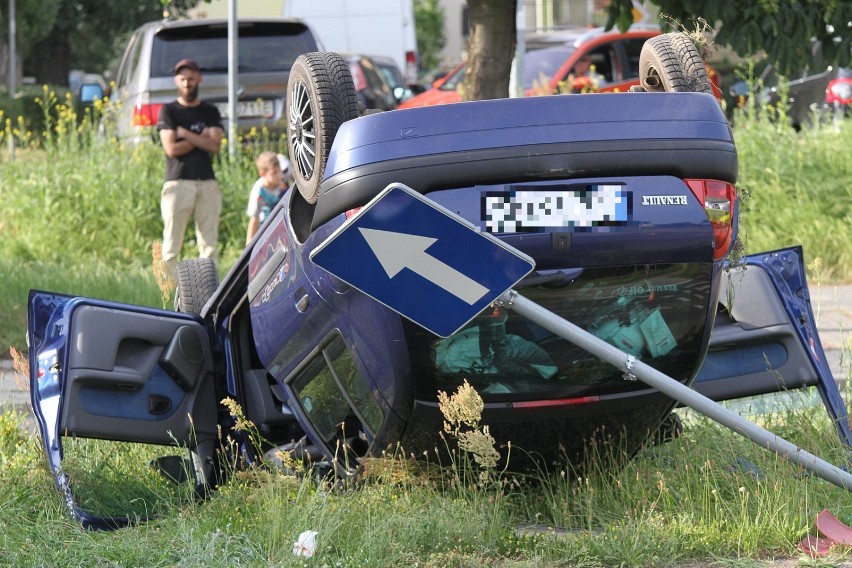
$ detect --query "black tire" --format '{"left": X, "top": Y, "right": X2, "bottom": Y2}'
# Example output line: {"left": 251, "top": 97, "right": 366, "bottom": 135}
{"left": 639, "top": 33, "right": 713, "bottom": 95}
{"left": 174, "top": 258, "right": 219, "bottom": 315}
{"left": 287, "top": 52, "right": 359, "bottom": 204}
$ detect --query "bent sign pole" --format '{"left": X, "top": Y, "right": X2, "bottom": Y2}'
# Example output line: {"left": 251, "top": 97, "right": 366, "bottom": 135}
{"left": 496, "top": 289, "right": 852, "bottom": 492}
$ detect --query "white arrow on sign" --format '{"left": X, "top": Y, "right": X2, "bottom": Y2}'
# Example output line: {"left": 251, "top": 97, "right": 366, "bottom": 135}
{"left": 359, "top": 228, "right": 490, "bottom": 305}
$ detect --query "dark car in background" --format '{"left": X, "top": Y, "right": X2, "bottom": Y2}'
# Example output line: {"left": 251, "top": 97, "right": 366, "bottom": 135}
{"left": 102, "top": 18, "right": 320, "bottom": 142}
{"left": 370, "top": 54, "right": 416, "bottom": 102}
{"left": 731, "top": 64, "right": 843, "bottom": 128}
{"left": 341, "top": 53, "right": 400, "bottom": 112}
{"left": 27, "top": 45, "right": 848, "bottom": 529}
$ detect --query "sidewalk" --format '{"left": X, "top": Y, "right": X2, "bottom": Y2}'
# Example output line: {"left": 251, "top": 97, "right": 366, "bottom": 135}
{"left": 812, "top": 283, "right": 851, "bottom": 381}
{"left": 0, "top": 357, "right": 30, "bottom": 411}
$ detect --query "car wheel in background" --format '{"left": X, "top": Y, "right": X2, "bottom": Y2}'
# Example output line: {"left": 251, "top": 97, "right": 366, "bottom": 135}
{"left": 287, "top": 52, "right": 360, "bottom": 204}
{"left": 174, "top": 258, "right": 219, "bottom": 315}
{"left": 639, "top": 33, "right": 713, "bottom": 95}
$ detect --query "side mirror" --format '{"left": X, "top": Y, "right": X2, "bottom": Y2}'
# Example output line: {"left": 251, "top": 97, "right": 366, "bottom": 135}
{"left": 79, "top": 83, "right": 104, "bottom": 104}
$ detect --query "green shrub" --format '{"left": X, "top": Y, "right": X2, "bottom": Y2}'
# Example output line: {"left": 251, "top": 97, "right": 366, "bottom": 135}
{"left": 0, "top": 84, "right": 72, "bottom": 144}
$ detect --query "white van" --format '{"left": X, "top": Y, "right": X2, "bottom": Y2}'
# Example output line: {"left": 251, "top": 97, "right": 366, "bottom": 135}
{"left": 282, "top": 0, "right": 419, "bottom": 87}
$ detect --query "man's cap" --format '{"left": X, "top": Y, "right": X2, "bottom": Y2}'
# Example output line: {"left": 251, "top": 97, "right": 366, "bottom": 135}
{"left": 172, "top": 58, "right": 200, "bottom": 75}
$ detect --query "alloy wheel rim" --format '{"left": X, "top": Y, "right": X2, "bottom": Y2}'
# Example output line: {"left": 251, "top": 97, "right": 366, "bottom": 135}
{"left": 289, "top": 80, "right": 316, "bottom": 180}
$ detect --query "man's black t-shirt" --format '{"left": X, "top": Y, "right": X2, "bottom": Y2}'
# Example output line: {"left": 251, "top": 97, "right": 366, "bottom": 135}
{"left": 157, "top": 101, "right": 223, "bottom": 182}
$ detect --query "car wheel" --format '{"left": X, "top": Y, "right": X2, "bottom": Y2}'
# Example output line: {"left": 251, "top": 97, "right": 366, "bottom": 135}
{"left": 174, "top": 258, "right": 219, "bottom": 315}
{"left": 287, "top": 52, "right": 359, "bottom": 204}
{"left": 639, "top": 33, "right": 713, "bottom": 95}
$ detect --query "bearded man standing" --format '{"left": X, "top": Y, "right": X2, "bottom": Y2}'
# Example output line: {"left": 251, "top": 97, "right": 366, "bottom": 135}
{"left": 156, "top": 58, "right": 224, "bottom": 279}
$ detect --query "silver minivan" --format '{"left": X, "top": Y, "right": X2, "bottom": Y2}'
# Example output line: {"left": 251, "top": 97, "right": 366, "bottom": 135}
{"left": 108, "top": 18, "right": 321, "bottom": 142}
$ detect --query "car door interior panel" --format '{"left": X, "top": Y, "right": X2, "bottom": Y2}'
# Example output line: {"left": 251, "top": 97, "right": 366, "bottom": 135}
{"left": 61, "top": 304, "right": 217, "bottom": 446}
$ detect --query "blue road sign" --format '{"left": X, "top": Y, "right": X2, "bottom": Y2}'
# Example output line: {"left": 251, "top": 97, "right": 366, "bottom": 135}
{"left": 310, "top": 183, "right": 535, "bottom": 337}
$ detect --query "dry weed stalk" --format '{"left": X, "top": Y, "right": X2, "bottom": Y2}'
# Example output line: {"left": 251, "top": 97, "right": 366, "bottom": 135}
{"left": 438, "top": 380, "right": 500, "bottom": 470}
{"left": 9, "top": 346, "right": 30, "bottom": 392}
{"left": 152, "top": 241, "right": 175, "bottom": 308}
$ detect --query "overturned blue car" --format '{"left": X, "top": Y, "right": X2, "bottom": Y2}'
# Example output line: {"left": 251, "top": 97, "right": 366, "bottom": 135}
{"left": 27, "top": 44, "right": 848, "bottom": 528}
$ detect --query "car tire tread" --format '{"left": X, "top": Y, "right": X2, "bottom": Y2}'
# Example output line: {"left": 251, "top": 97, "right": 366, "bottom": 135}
{"left": 174, "top": 258, "right": 219, "bottom": 315}
{"left": 639, "top": 33, "right": 712, "bottom": 95}
{"left": 287, "top": 52, "right": 359, "bottom": 204}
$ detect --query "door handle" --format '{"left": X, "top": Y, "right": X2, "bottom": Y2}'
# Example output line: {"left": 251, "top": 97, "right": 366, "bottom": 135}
{"left": 295, "top": 288, "right": 310, "bottom": 313}
{"left": 148, "top": 395, "right": 172, "bottom": 415}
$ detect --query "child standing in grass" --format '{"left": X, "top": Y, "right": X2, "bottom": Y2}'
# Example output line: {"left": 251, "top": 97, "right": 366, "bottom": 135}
{"left": 246, "top": 152, "right": 293, "bottom": 243}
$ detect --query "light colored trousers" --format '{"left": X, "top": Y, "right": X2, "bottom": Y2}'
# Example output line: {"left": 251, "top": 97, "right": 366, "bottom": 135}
{"left": 161, "top": 179, "right": 222, "bottom": 279}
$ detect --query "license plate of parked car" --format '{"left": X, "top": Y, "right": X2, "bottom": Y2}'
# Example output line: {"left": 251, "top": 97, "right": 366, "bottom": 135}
{"left": 215, "top": 100, "right": 274, "bottom": 119}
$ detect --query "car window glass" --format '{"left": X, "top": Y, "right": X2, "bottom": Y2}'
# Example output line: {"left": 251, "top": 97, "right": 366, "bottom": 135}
{"left": 571, "top": 46, "right": 614, "bottom": 83}
{"left": 439, "top": 64, "right": 467, "bottom": 91}
{"left": 358, "top": 57, "right": 392, "bottom": 95}
{"left": 291, "top": 334, "right": 383, "bottom": 445}
{"left": 623, "top": 38, "right": 646, "bottom": 80}
{"left": 117, "top": 32, "right": 143, "bottom": 88}
{"left": 376, "top": 62, "right": 404, "bottom": 90}
{"left": 522, "top": 46, "right": 574, "bottom": 90}
{"left": 407, "top": 262, "right": 713, "bottom": 402}
{"left": 151, "top": 23, "right": 318, "bottom": 77}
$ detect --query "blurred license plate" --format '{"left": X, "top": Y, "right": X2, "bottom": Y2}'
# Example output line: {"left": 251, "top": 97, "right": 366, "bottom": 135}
{"left": 216, "top": 100, "right": 274, "bottom": 119}
{"left": 484, "top": 185, "right": 629, "bottom": 232}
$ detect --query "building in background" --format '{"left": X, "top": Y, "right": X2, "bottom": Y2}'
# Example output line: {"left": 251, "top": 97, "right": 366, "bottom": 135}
{"left": 188, "top": 0, "right": 284, "bottom": 18}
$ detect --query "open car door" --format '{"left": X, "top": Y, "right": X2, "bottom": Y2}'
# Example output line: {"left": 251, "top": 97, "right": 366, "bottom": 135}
{"left": 27, "top": 291, "right": 218, "bottom": 529}
{"left": 693, "top": 246, "right": 851, "bottom": 448}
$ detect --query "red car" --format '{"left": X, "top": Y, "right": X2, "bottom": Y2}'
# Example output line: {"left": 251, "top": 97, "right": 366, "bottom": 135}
{"left": 400, "top": 25, "right": 721, "bottom": 109}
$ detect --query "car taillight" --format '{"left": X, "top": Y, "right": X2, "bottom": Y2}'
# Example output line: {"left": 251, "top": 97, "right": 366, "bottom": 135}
{"left": 132, "top": 103, "right": 163, "bottom": 127}
{"left": 349, "top": 63, "right": 367, "bottom": 92}
{"left": 685, "top": 179, "right": 737, "bottom": 261}
{"left": 345, "top": 207, "right": 362, "bottom": 219}
{"left": 405, "top": 50, "right": 418, "bottom": 86}
{"left": 826, "top": 78, "right": 852, "bottom": 104}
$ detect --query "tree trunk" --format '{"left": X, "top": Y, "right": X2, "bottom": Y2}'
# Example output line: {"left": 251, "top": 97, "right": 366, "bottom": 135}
{"left": 461, "top": 0, "right": 516, "bottom": 101}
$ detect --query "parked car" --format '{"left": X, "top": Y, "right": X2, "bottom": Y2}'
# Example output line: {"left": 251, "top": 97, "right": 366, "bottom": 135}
{"left": 341, "top": 53, "right": 400, "bottom": 112}
{"left": 370, "top": 54, "right": 416, "bottom": 103}
{"left": 95, "top": 18, "right": 321, "bottom": 142}
{"left": 399, "top": 24, "right": 721, "bottom": 109}
{"left": 826, "top": 67, "right": 852, "bottom": 125}
{"left": 730, "top": 63, "right": 851, "bottom": 129}
{"left": 27, "top": 42, "right": 847, "bottom": 529}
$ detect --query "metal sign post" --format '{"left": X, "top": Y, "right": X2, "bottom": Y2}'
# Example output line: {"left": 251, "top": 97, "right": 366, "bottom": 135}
{"left": 227, "top": 0, "right": 238, "bottom": 158}
{"left": 7, "top": 0, "right": 16, "bottom": 160}
{"left": 496, "top": 289, "right": 852, "bottom": 492}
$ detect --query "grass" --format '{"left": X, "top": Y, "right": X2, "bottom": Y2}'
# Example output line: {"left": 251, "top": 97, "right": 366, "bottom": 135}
{"left": 1, "top": 382, "right": 851, "bottom": 566}
{"left": 0, "top": 88, "right": 851, "bottom": 566}
{"left": 734, "top": 110, "right": 852, "bottom": 279}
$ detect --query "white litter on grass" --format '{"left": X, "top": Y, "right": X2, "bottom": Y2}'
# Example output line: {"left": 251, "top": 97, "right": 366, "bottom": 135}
{"left": 293, "top": 530, "right": 318, "bottom": 558}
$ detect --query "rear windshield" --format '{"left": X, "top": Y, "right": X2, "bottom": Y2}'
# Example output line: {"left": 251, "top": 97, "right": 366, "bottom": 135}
{"left": 151, "top": 22, "right": 318, "bottom": 77}
{"left": 407, "top": 263, "right": 714, "bottom": 403}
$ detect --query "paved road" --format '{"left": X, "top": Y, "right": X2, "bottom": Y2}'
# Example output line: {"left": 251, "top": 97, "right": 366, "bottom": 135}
{"left": 1, "top": 285, "right": 849, "bottom": 416}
